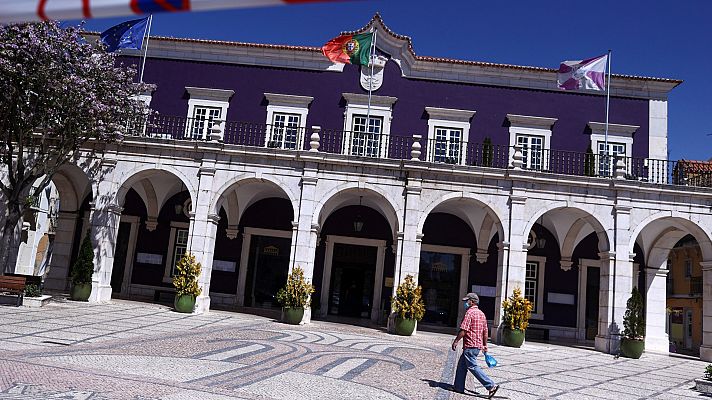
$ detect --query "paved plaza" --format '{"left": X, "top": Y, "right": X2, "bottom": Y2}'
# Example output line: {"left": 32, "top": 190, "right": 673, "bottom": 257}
{"left": 0, "top": 298, "right": 706, "bottom": 400}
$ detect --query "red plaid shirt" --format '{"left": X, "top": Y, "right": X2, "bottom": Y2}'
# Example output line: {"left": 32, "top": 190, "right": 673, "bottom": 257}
{"left": 460, "top": 306, "right": 488, "bottom": 349}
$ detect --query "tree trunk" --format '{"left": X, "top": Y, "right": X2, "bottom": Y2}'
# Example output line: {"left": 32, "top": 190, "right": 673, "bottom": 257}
{"left": 0, "top": 202, "right": 22, "bottom": 275}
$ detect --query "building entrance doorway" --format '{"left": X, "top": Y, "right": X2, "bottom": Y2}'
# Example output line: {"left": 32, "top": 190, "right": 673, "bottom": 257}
{"left": 418, "top": 244, "right": 470, "bottom": 328}
{"left": 243, "top": 235, "right": 291, "bottom": 309}
{"left": 578, "top": 259, "right": 601, "bottom": 341}
{"left": 329, "top": 243, "right": 377, "bottom": 318}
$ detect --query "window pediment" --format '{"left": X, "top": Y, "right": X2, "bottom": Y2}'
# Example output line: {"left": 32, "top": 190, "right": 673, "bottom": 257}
{"left": 587, "top": 122, "right": 639, "bottom": 137}
{"left": 342, "top": 93, "right": 397, "bottom": 108}
{"left": 264, "top": 93, "right": 314, "bottom": 108}
{"left": 506, "top": 114, "right": 557, "bottom": 129}
{"left": 185, "top": 87, "right": 234, "bottom": 102}
{"left": 425, "top": 107, "right": 476, "bottom": 123}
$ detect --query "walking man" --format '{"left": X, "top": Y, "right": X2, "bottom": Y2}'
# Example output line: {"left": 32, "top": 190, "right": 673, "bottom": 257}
{"left": 451, "top": 292, "right": 499, "bottom": 398}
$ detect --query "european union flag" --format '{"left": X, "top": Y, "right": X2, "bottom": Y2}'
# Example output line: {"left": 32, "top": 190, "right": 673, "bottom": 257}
{"left": 100, "top": 17, "right": 149, "bottom": 53}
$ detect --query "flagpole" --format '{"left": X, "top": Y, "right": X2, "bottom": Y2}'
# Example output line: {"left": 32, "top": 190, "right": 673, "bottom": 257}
{"left": 139, "top": 15, "right": 153, "bottom": 83}
{"left": 604, "top": 49, "right": 612, "bottom": 170}
{"left": 366, "top": 28, "right": 377, "bottom": 132}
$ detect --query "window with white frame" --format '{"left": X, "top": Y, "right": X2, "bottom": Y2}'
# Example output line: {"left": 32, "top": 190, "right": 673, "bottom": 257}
{"left": 171, "top": 228, "right": 189, "bottom": 276}
{"left": 185, "top": 87, "right": 234, "bottom": 140}
{"left": 506, "top": 114, "right": 556, "bottom": 171}
{"left": 270, "top": 113, "right": 301, "bottom": 149}
{"left": 351, "top": 114, "right": 383, "bottom": 157}
{"left": 342, "top": 93, "right": 396, "bottom": 158}
{"left": 163, "top": 222, "right": 190, "bottom": 282}
{"left": 525, "top": 255, "right": 546, "bottom": 319}
{"left": 191, "top": 106, "right": 222, "bottom": 139}
{"left": 517, "top": 134, "right": 545, "bottom": 170}
{"left": 588, "top": 121, "right": 638, "bottom": 177}
{"left": 425, "top": 107, "right": 475, "bottom": 165}
{"left": 264, "top": 93, "right": 312, "bottom": 150}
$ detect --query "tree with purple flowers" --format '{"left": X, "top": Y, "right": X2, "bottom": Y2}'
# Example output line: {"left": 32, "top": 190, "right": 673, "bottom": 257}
{"left": 0, "top": 21, "right": 148, "bottom": 273}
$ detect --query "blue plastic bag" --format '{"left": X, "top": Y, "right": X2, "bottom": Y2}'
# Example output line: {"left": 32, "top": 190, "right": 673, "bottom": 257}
{"left": 485, "top": 353, "right": 497, "bottom": 368}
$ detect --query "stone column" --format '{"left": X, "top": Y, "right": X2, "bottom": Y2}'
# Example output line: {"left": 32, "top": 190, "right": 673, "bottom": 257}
{"left": 699, "top": 261, "right": 712, "bottom": 361}
{"left": 286, "top": 167, "right": 319, "bottom": 324}
{"left": 290, "top": 166, "right": 319, "bottom": 279}
{"left": 492, "top": 241, "right": 509, "bottom": 331}
{"left": 190, "top": 165, "right": 219, "bottom": 314}
{"left": 595, "top": 203, "right": 634, "bottom": 354}
{"left": 88, "top": 203, "right": 123, "bottom": 303}
{"left": 645, "top": 267, "right": 670, "bottom": 353}
{"left": 43, "top": 211, "right": 78, "bottom": 292}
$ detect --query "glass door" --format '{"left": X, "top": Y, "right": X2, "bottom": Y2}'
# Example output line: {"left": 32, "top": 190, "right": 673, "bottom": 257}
{"left": 418, "top": 251, "right": 461, "bottom": 327}
{"left": 244, "top": 235, "right": 291, "bottom": 309}
{"left": 585, "top": 266, "right": 600, "bottom": 341}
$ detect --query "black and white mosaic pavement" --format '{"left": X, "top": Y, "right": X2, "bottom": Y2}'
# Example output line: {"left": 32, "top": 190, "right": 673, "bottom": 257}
{"left": 0, "top": 299, "right": 705, "bottom": 399}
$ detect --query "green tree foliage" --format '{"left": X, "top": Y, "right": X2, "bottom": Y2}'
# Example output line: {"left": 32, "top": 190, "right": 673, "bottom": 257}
{"left": 0, "top": 21, "right": 149, "bottom": 272}
{"left": 502, "top": 287, "right": 533, "bottom": 331}
{"left": 482, "top": 137, "right": 494, "bottom": 167}
{"left": 622, "top": 287, "right": 645, "bottom": 340}
{"left": 391, "top": 274, "right": 425, "bottom": 321}
{"left": 584, "top": 144, "right": 596, "bottom": 177}
{"left": 172, "top": 252, "right": 202, "bottom": 297}
{"left": 71, "top": 231, "right": 94, "bottom": 285}
{"left": 276, "top": 266, "right": 315, "bottom": 308}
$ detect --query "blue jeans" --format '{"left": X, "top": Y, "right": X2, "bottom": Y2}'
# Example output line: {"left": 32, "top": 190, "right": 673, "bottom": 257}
{"left": 453, "top": 348, "right": 495, "bottom": 393}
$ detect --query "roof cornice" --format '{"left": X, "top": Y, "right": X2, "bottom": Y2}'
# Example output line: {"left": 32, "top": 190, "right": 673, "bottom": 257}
{"left": 83, "top": 18, "right": 681, "bottom": 100}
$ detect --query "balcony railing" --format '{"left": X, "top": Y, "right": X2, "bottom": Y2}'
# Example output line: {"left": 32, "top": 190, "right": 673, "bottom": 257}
{"left": 124, "top": 114, "right": 712, "bottom": 188}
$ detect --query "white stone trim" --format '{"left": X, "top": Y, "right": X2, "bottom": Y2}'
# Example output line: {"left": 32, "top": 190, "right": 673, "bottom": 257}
{"left": 264, "top": 93, "right": 313, "bottom": 150}
{"left": 526, "top": 254, "right": 546, "bottom": 320}
{"left": 507, "top": 114, "right": 556, "bottom": 171}
{"left": 119, "top": 215, "right": 140, "bottom": 295}
{"left": 320, "top": 235, "right": 387, "bottom": 322}
{"left": 186, "top": 87, "right": 234, "bottom": 139}
{"left": 163, "top": 221, "right": 190, "bottom": 283}
{"left": 421, "top": 243, "right": 471, "bottom": 323}
{"left": 424, "top": 107, "right": 475, "bottom": 165}
{"left": 342, "top": 93, "right": 397, "bottom": 158}
{"left": 236, "top": 227, "right": 293, "bottom": 307}
{"left": 648, "top": 100, "right": 668, "bottom": 160}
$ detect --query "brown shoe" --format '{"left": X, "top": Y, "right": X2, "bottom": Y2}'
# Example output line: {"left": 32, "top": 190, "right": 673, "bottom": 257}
{"left": 487, "top": 385, "right": 499, "bottom": 399}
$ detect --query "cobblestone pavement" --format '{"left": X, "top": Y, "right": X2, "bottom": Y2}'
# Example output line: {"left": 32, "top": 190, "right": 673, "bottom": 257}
{"left": 0, "top": 298, "right": 705, "bottom": 399}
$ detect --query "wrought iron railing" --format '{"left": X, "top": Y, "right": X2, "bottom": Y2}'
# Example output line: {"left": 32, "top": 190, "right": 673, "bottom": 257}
{"left": 124, "top": 114, "right": 712, "bottom": 189}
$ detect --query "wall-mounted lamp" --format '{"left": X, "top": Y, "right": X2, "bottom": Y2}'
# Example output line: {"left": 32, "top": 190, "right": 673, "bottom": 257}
{"left": 353, "top": 196, "right": 364, "bottom": 233}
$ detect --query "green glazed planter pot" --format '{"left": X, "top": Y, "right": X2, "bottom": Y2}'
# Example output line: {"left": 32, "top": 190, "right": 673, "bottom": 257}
{"left": 502, "top": 328, "right": 525, "bottom": 348}
{"left": 394, "top": 317, "right": 416, "bottom": 336}
{"left": 174, "top": 294, "right": 196, "bottom": 313}
{"left": 620, "top": 338, "right": 645, "bottom": 359}
{"left": 70, "top": 282, "right": 92, "bottom": 301}
{"left": 283, "top": 307, "right": 304, "bottom": 325}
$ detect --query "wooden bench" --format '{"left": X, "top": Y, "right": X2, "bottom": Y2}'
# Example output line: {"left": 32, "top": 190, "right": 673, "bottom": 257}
{"left": 0, "top": 276, "right": 26, "bottom": 306}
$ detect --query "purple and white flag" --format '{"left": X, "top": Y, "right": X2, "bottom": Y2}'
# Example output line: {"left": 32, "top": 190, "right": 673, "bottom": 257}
{"left": 557, "top": 54, "right": 608, "bottom": 91}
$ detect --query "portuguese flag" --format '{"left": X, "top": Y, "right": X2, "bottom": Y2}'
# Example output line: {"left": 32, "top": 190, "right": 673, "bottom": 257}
{"left": 321, "top": 32, "right": 373, "bottom": 65}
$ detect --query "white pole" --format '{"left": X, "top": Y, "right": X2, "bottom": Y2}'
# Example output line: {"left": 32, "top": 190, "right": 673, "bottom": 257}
{"left": 139, "top": 15, "right": 153, "bottom": 83}
{"left": 366, "top": 28, "right": 376, "bottom": 130}
{"left": 604, "top": 50, "right": 612, "bottom": 172}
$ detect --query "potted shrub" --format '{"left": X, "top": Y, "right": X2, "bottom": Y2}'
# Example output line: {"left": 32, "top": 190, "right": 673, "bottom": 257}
{"left": 172, "top": 252, "right": 202, "bottom": 313}
{"left": 70, "top": 231, "right": 94, "bottom": 301}
{"left": 620, "top": 287, "right": 645, "bottom": 358}
{"left": 695, "top": 365, "right": 712, "bottom": 393}
{"left": 391, "top": 274, "right": 425, "bottom": 336}
{"left": 501, "top": 287, "right": 532, "bottom": 347}
{"left": 276, "top": 266, "right": 315, "bottom": 325}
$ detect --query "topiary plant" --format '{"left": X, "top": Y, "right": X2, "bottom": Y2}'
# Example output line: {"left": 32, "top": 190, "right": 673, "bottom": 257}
{"left": 482, "top": 137, "right": 494, "bottom": 167}
{"left": 584, "top": 144, "right": 596, "bottom": 177}
{"left": 172, "top": 252, "right": 202, "bottom": 298}
{"left": 391, "top": 274, "right": 426, "bottom": 321}
{"left": 276, "top": 266, "right": 315, "bottom": 309}
{"left": 623, "top": 287, "right": 645, "bottom": 340}
{"left": 502, "top": 287, "right": 533, "bottom": 331}
{"left": 71, "top": 231, "right": 94, "bottom": 285}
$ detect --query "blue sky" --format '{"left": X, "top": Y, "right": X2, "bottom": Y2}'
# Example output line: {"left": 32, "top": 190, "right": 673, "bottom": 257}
{"left": 75, "top": 0, "right": 712, "bottom": 161}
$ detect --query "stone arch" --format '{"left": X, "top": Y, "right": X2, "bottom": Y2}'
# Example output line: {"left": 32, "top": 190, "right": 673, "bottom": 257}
{"left": 211, "top": 174, "right": 298, "bottom": 229}
{"left": 630, "top": 214, "right": 712, "bottom": 268}
{"left": 114, "top": 165, "right": 197, "bottom": 208}
{"left": 51, "top": 164, "right": 92, "bottom": 212}
{"left": 417, "top": 192, "right": 506, "bottom": 241}
{"left": 312, "top": 183, "right": 401, "bottom": 235}
{"left": 522, "top": 203, "right": 611, "bottom": 254}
